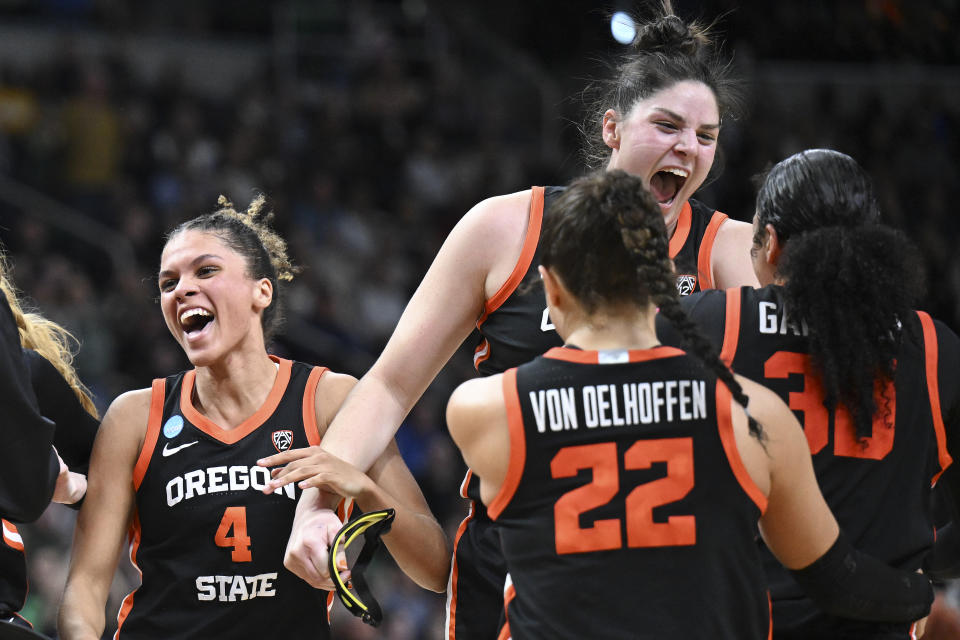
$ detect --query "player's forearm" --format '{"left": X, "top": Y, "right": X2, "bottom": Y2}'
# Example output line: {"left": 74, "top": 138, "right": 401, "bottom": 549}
{"left": 318, "top": 373, "right": 413, "bottom": 473}
{"left": 58, "top": 584, "right": 107, "bottom": 640}
{"left": 357, "top": 483, "right": 451, "bottom": 592}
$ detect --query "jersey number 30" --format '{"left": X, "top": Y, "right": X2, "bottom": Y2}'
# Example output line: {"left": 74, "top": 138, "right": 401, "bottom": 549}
{"left": 765, "top": 351, "right": 895, "bottom": 460}
{"left": 551, "top": 438, "right": 695, "bottom": 555}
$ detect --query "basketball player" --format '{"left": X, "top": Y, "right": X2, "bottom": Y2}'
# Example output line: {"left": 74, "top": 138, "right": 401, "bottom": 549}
{"left": 1, "top": 251, "right": 97, "bottom": 636}
{"left": 260, "top": 5, "right": 759, "bottom": 638}
{"left": 446, "top": 169, "right": 933, "bottom": 639}
{"left": 57, "top": 197, "right": 449, "bottom": 640}
{"left": 656, "top": 148, "right": 960, "bottom": 638}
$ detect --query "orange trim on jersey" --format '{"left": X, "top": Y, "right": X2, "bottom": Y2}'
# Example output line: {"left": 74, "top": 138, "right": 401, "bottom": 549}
{"left": 668, "top": 201, "right": 693, "bottom": 259}
{"left": 446, "top": 502, "right": 476, "bottom": 640}
{"left": 302, "top": 366, "right": 328, "bottom": 446}
{"left": 767, "top": 592, "right": 773, "bottom": 640}
{"left": 715, "top": 381, "right": 768, "bottom": 513}
{"left": 499, "top": 576, "right": 517, "bottom": 640}
{"left": 917, "top": 311, "right": 953, "bottom": 485}
{"left": 1, "top": 519, "right": 24, "bottom": 552}
{"left": 542, "top": 345, "right": 687, "bottom": 364}
{"left": 696, "top": 211, "right": 728, "bottom": 290}
{"left": 133, "top": 378, "right": 166, "bottom": 490}
{"left": 718, "top": 287, "right": 742, "bottom": 367}
{"left": 473, "top": 338, "right": 491, "bottom": 370}
{"left": 487, "top": 369, "right": 526, "bottom": 520}
{"left": 459, "top": 469, "right": 473, "bottom": 499}
{"left": 476, "top": 187, "right": 545, "bottom": 328}
{"left": 115, "top": 512, "right": 144, "bottom": 638}
{"left": 180, "top": 356, "right": 292, "bottom": 444}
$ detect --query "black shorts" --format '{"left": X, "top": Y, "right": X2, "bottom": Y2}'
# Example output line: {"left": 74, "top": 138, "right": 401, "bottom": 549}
{"left": 445, "top": 502, "right": 508, "bottom": 640}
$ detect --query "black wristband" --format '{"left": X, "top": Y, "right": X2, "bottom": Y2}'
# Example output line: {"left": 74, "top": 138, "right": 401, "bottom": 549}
{"left": 790, "top": 531, "right": 933, "bottom": 623}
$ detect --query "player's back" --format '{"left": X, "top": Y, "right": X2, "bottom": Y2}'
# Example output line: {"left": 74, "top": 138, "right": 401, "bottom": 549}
{"left": 660, "top": 285, "right": 954, "bottom": 637}
{"left": 490, "top": 346, "right": 770, "bottom": 639}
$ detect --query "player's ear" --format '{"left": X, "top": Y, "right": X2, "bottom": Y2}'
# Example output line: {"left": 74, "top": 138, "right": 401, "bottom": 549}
{"left": 763, "top": 223, "right": 783, "bottom": 267}
{"left": 539, "top": 265, "right": 566, "bottom": 310}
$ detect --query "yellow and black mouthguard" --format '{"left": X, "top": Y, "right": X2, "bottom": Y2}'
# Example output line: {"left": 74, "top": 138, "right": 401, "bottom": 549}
{"left": 328, "top": 508, "right": 396, "bottom": 627}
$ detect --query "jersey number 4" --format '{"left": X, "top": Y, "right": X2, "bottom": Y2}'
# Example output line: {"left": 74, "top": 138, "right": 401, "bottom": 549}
{"left": 764, "top": 351, "right": 895, "bottom": 460}
{"left": 551, "top": 438, "right": 695, "bottom": 555}
{"left": 215, "top": 506, "right": 252, "bottom": 562}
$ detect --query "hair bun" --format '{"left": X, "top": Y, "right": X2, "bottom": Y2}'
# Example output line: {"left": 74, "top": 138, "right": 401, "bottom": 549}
{"left": 632, "top": 14, "right": 709, "bottom": 57}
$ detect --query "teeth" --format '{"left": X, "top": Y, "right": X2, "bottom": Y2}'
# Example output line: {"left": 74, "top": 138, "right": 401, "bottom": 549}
{"left": 664, "top": 168, "right": 689, "bottom": 178}
{"left": 180, "top": 308, "right": 213, "bottom": 324}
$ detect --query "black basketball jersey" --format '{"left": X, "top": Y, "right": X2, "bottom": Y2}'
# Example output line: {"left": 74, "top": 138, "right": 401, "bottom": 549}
{"left": 490, "top": 346, "right": 770, "bottom": 640}
{"left": 0, "top": 519, "right": 26, "bottom": 613}
{"left": 474, "top": 189, "right": 728, "bottom": 376}
{"left": 116, "top": 357, "right": 334, "bottom": 640}
{"left": 658, "top": 285, "right": 956, "bottom": 636}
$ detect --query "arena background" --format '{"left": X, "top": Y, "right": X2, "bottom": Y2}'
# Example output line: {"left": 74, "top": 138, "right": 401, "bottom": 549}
{"left": 0, "top": 0, "right": 957, "bottom": 637}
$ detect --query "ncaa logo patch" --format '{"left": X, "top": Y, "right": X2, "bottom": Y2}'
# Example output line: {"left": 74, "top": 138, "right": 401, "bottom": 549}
{"left": 272, "top": 430, "right": 294, "bottom": 452}
{"left": 675, "top": 274, "right": 697, "bottom": 296}
{"left": 163, "top": 415, "right": 184, "bottom": 438}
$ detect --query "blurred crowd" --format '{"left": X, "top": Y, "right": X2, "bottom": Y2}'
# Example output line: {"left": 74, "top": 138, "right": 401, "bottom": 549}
{"left": 0, "top": 1, "right": 956, "bottom": 638}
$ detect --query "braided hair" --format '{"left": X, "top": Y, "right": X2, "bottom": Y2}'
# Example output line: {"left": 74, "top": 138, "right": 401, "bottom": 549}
{"left": 541, "top": 169, "right": 761, "bottom": 440}
{"left": 165, "top": 194, "right": 300, "bottom": 343}
{"left": 754, "top": 149, "right": 924, "bottom": 438}
{"left": 582, "top": 0, "right": 742, "bottom": 172}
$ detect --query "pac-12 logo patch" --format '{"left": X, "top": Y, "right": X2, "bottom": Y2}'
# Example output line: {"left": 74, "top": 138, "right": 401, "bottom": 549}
{"left": 675, "top": 274, "right": 697, "bottom": 296}
{"left": 272, "top": 430, "right": 294, "bottom": 452}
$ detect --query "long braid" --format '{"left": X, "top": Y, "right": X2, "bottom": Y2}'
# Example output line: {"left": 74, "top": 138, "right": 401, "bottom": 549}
{"left": 618, "top": 205, "right": 763, "bottom": 440}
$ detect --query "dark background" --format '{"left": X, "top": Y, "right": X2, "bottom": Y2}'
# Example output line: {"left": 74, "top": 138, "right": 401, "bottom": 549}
{"left": 0, "top": 1, "right": 957, "bottom": 637}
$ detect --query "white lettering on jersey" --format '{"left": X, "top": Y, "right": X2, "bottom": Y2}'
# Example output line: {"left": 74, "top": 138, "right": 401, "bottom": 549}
{"left": 540, "top": 308, "right": 555, "bottom": 332}
{"left": 528, "top": 388, "right": 578, "bottom": 433}
{"left": 196, "top": 573, "right": 278, "bottom": 602}
{"left": 758, "top": 300, "right": 809, "bottom": 336}
{"left": 166, "top": 466, "right": 295, "bottom": 507}
{"left": 568, "top": 379, "right": 706, "bottom": 432}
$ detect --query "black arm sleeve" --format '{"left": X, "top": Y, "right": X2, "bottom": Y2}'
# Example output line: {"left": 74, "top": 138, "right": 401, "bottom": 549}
{"left": 0, "top": 292, "right": 58, "bottom": 523}
{"left": 790, "top": 531, "right": 933, "bottom": 623}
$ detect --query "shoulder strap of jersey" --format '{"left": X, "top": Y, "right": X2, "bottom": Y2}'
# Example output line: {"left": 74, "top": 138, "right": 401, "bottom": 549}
{"left": 133, "top": 378, "right": 167, "bottom": 490}
{"left": 718, "top": 286, "right": 742, "bottom": 367}
{"left": 668, "top": 201, "right": 693, "bottom": 259}
{"left": 696, "top": 211, "right": 729, "bottom": 291}
{"left": 477, "top": 187, "right": 545, "bottom": 327}
{"left": 916, "top": 311, "right": 953, "bottom": 485}
{"left": 487, "top": 368, "right": 527, "bottom": 520}
{"left": 302, "top": 366, "right": 329, "bottom": 446}
{"left": 714, "top": 379, "right": 768, "bottom": 513}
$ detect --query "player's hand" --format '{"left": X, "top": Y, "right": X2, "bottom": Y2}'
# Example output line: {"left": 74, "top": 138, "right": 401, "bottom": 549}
{"left": 259, "top": 446, "right": 373, "bottom": 499}
{"left": 284, "top": 501, "right": 349, "bottom": 590}
{"left": 52, "top": 447, "right": 87, "bottom": 505}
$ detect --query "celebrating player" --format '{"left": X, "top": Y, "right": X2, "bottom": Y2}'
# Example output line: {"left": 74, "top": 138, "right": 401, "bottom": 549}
{"left": 58, "top": 197, "right": 448, "bottom": 640}
{"left": 656, "top": 148, "right": 960, "bottom": 638}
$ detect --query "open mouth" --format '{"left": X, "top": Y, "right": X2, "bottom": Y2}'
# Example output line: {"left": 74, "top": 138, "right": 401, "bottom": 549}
{"left": 179, "top": 308, "right": 215, "bottom": 336}
{"left": 649, "top": 168, "right": 689, "bottom": 206}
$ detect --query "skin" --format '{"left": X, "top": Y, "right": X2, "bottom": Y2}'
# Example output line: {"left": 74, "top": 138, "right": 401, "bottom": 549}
{"left": 58, "top": 231, "right": 449, "bottom": 640}
{"left": 260, "top": 79, "right": 759, "bottom": 587}
{"left": 446, "top": 264, "right": 839, "bottom": 571}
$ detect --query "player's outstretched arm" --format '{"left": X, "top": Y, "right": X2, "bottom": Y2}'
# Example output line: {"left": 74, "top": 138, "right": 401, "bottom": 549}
{"left": 296, "top": 191, "right": 532, "bottom": 487}
{"left": 59, "top": 390, "right": 149, "bottom": 640}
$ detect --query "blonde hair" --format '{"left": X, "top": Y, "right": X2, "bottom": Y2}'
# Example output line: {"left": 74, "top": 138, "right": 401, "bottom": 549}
{"left": 0, "top": 253, "right": 99, "bottom": 417}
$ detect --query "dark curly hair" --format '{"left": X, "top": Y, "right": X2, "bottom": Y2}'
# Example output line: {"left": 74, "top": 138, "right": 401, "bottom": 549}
{"left": 754, "top": 149, "right": 925, "bottom": 438}
{"left": 541, "top": 169, "right": 761, "bottom": 440}
{"left": 165, "top": 194, "right": 300, "bottom": 344}
{"left": 581, "top": 1, "right": 743, "bottom": 173}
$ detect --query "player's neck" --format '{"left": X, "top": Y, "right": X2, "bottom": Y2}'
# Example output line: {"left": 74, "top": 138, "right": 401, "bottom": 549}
{"left": 192, "top": 350, "right": 279, "bottom": 429}
{"left": 563, "top": 309, "right": 659, "bottom": 352}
